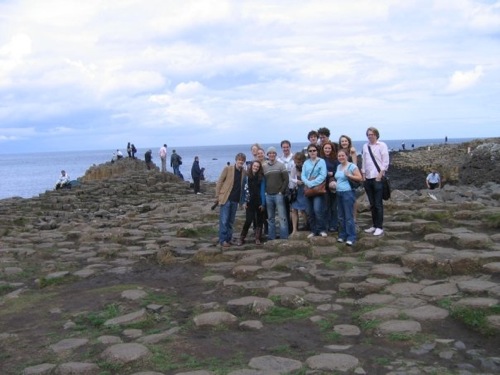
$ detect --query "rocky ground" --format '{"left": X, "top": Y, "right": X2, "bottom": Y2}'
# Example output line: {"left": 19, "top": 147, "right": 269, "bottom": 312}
{"left": 1, "top": 143, "right": 500, "bottom": 375}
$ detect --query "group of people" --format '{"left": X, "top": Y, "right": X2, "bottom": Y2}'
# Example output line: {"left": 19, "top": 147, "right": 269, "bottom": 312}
{"left": 215, "top": 126, "right": 390, "bottom": 248}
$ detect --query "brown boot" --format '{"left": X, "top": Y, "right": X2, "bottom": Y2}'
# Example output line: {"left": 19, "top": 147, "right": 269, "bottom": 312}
{"left": 255, "top": 228, "right": 262, "bottom": 245}
{"left": 237, "top": 229, "right": 247, "bottom": 246}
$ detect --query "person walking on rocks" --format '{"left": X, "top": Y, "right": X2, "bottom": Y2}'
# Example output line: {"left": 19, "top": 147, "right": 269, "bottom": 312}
{"left": 171, "top": 150, "right": 182, "bottom": 178}
{"left": 237, "top": 160, "right": 266, "bottom": 246}
{"left": 144, "top": 149, "right": 153, "bottom": 170}
{"left": 215, "top": 152, "right": 247, "bottom": 248}
{"left": 361, "top": 126, "right": 389, "bottom": 237}
{"left": 191, "top": 156, "right": 203, "bottom": 194}
{"left": 159, "top": 144, "right": 167, "bottom": 173}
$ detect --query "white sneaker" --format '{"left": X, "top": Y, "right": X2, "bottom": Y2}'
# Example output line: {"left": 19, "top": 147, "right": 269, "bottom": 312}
{"left": 307, "top": 233, "right": 315, "bottom": 239}
{"left": 373, "top": 228, "right": 384, "bottom": 236}
{"left": 320, "top": 232, "right": 328, "bottom": 237}
{"left": 196, "top": 192, "right": 202, "bottom": 195}
{"left": 337, "top": 238, "right": 344, "bottom": 243}
{"left": 364, "top": 227, "right": 376, "bottom": 233}
{"left": 346, "top": 240, "right": 353, "bottom": 246}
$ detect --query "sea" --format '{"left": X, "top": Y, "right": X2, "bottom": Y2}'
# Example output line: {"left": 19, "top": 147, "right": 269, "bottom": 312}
{"left": 0, "top": 138, "right": 472, "bottom": 200}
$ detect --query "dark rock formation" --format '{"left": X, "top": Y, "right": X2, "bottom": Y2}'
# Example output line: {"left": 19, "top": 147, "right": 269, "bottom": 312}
{"left": 385, "top": 137, "right": 500, "bottom": 190}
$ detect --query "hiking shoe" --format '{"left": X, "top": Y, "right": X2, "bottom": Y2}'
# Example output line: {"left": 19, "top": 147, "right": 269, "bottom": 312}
{"left": 346, "top": 240, "right": 353, "bottom": 246}
{"left": 320, "top": 232, "right": 328, "bottom": 237}
{"left": 307, "top": 233, "right": 315, "bottom": 239}
{"left": 373, "top": 228, "right": 384, "bottom": 236}
{"left": 337, "top": 238, "right": 344, "bottom": 243}
{"left": 221, "top": 241, "right": 231, "bottom": 248}
{"left": 364, "top": 227, "right": 376, "bottom": 233}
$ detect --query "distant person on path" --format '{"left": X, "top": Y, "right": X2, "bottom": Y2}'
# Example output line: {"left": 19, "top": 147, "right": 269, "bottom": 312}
{"left": 426, "top": 169, "right": 441, "bottom": 190}
{"left": 55, "top": 170, "right": 71, "bottom": 190}
{"left": 159, "top": 144, "right": 168, "bottom": 173}
{"left": 445, "top": 136, "right": 448, "bottom": 144}
{"left": 145, "top": 149, "right": 153, "bottom": 170}
{"left": 263, "top": 146, "right": 289, "bottom": 240}
{"left": 362, "top": 127, "right": 389, "bottom": 237}
{"left": 191, "top": 156, "right": 203, "bottom": 194}
{"left": 401, "top": 141, "right": 405, "bottom": 150}
{"left": 131, "top": 144, "right": 137, "bottom": 159}
{"left": 215, "top": 152, "right": 247, "bottom": 248}
{"left": 237, "top": 160, "right": 266, "bottom": 246}
{"left": 127, "top": 142, "right": 132, "bottom": 158}
{"left": 171, "top": 150, "right": 182, "bottom": 178}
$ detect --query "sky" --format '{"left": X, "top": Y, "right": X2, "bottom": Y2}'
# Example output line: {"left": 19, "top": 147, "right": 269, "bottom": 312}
{"left": 0, "top": 0, "right": 499, "bottom": 154}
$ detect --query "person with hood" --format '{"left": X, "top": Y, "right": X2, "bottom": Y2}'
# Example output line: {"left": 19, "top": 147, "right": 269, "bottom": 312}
{"left": 191, "top": 156, "right": 203, "bottom": 194}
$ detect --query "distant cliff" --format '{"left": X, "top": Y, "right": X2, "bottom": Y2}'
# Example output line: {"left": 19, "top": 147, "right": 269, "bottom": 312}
{"left": 383, "top": 138, "right": 499, "bottom": 190}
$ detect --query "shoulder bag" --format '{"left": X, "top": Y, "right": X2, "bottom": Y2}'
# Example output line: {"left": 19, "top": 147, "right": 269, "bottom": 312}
{"left": 367, "top": 146, "right": 391, "bottom": 200}
{"left": 304, "top": 161, "right": 326, "bottom": 197}
{"left": 347, "top": 163, "right": 361, "bottom": 190}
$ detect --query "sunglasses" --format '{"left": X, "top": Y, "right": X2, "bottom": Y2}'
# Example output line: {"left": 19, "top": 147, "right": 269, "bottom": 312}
{"left": 308, "top": 149, "right": 318, "bottom": 152}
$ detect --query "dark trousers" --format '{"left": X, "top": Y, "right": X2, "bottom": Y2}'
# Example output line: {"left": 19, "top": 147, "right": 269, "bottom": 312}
{"left": 364, "top": 178, "right": 384, "bottom": 229}
{"left": 193, "top": 177, "right": 201, "bottom": 193}
{"left": 242, "top": 204, "right": 264, "bottom": 234}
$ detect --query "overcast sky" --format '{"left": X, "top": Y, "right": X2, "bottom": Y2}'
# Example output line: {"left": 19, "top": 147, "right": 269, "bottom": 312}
{"left": 0, "top": 0, "right": 499, "bottom": 154}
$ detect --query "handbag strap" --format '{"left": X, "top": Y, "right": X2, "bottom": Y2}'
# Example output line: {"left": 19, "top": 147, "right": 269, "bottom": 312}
{"left": 308, "top": 160, "right": 319, "bottom": 179}
{"left": 367, "top": 146, "right": 381, "bottom": 173}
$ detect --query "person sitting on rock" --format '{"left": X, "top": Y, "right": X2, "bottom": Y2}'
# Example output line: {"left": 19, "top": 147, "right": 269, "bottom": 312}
{"left": 426, "top": 169, "right": 441, "bottom": 190}
{"left": 55, "top": 170, "right": 71, "bottom": 190}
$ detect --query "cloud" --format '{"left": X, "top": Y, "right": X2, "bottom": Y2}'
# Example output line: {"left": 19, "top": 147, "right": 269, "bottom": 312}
{"left": 447, "top": 65, "right": 484, "bottom": 92}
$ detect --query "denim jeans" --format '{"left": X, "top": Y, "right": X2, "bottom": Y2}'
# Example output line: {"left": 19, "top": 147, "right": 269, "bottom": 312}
{"left": 218, "top": 201, "right": 238, "bottom": 244}
{"left": 305, "top": 194, "right": 327, "bottom": 235}
{"left": 337, "top": 190, "right": 356, "bottom": 242}
{"left": 364, "top": 178, "right": 384, "bottom": 229}
{"left": 266, "top": 193, "right": 289, "bottom": 240}
{"left": 326, "top": 191, "right": 338, "bottom": 231}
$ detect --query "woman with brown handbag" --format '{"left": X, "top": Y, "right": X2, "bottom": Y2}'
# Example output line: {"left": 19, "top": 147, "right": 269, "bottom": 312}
{"left": 301, "top": 143, "right": 328, "bottom": 238}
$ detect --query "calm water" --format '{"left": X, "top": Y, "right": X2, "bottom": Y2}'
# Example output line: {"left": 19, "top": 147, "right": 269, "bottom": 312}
{"left": 0, "top": 138, "right": 470, "bottom": 200}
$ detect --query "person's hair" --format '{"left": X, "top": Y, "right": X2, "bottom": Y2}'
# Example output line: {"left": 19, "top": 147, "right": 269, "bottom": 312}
{"left": 194, "top": 156, "right": 199, "bottom": 160}
{"left": 320, "top": 141, "right": 338, "bottom": 160}
{"left": 307, "top": 130, "right": 318, "bottom": 140}
{"left": 164, "top": 144, "right": 167, "bottom": 147}
{"left": 366, "top": 127, "right": 380, "bottom": 139}
{"left": 317, "top": 127, "right": 330, "bottom": 137}
{"left": 280, "top": 140, "right": 291, "bottom": 148}
{"left": 250, "top": 143, "right": 262, "bottom": 152}
{"left": 235, "top": 152, "right": 247, "bottom": 161}
{"left": 337, "top": 149, "right": 348, "bottom": 158}
{"left": 307, "top": 143, "right": 319, "bottom": 152}
{"left": 339, "top": 134, "right": 352, "bottom": 150}
{"left": 293, "top": 151, "right": 306, "bottom": 163}
{"left": 248, "top": 160, "right": 263, "bottom": 180}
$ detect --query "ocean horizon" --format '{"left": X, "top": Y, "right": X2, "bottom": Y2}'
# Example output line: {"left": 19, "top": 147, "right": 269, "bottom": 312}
{"left": 0, "top": 137, "right": 474, "bottom": 200}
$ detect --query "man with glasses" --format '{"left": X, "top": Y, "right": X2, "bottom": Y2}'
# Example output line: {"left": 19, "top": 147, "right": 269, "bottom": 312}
{"left": 263, "top": 146, "right": 289, "bottom": 240}
{"left": 361, "top": 127, "right": 389, "bottom": 236}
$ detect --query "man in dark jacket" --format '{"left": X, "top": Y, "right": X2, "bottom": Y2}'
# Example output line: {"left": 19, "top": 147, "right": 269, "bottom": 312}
{"left": 191, "top": 156, "right": 202, "bottom": 194}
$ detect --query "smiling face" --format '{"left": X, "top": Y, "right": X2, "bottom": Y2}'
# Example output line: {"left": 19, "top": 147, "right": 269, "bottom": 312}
{"left": 340, "top": 136, "right": 350, "bottom": 149}
{"left": 337, "top": 149, "right": 348, "bottom": 163}
{"left": 267, "top": 150, "right": 277, "bottom": 163}
{"left": 251, "top": 161, "right": 261, "bottom": 174}
{"left": 257, "top": 149, "right": 265, "bottom": 162}
{"left": 307, "top": 145, "right": 319, "bottom": 160}
{"left": 323, "top": 143, "right": 332, "bottom": 156}
{"left": 281, "top": 142, "right": 291, "bottom": 157}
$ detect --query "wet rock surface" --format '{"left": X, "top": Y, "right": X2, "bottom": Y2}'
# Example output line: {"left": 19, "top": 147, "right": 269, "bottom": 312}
{"left": 1, "top": 145, "right": 500, "bottom": 374}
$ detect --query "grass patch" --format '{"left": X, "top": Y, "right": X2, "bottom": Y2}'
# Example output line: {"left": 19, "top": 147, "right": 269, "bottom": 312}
{"left": 0, "top": 284, "right": 16, "bottom": 296}
{"left": 74, "top": 303, "right": 122, "bottom": 329}
{"left": 484, "top": 212, "right": 500, "bottom": 229}
{"left": 450, "top": 306, "right": 500, "bottom": 335}
{"left": 262, "top": 305, "right": 315, "bottom": 324}
{"left": 38, "top": 274, "right": 79, "bottom": 288}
